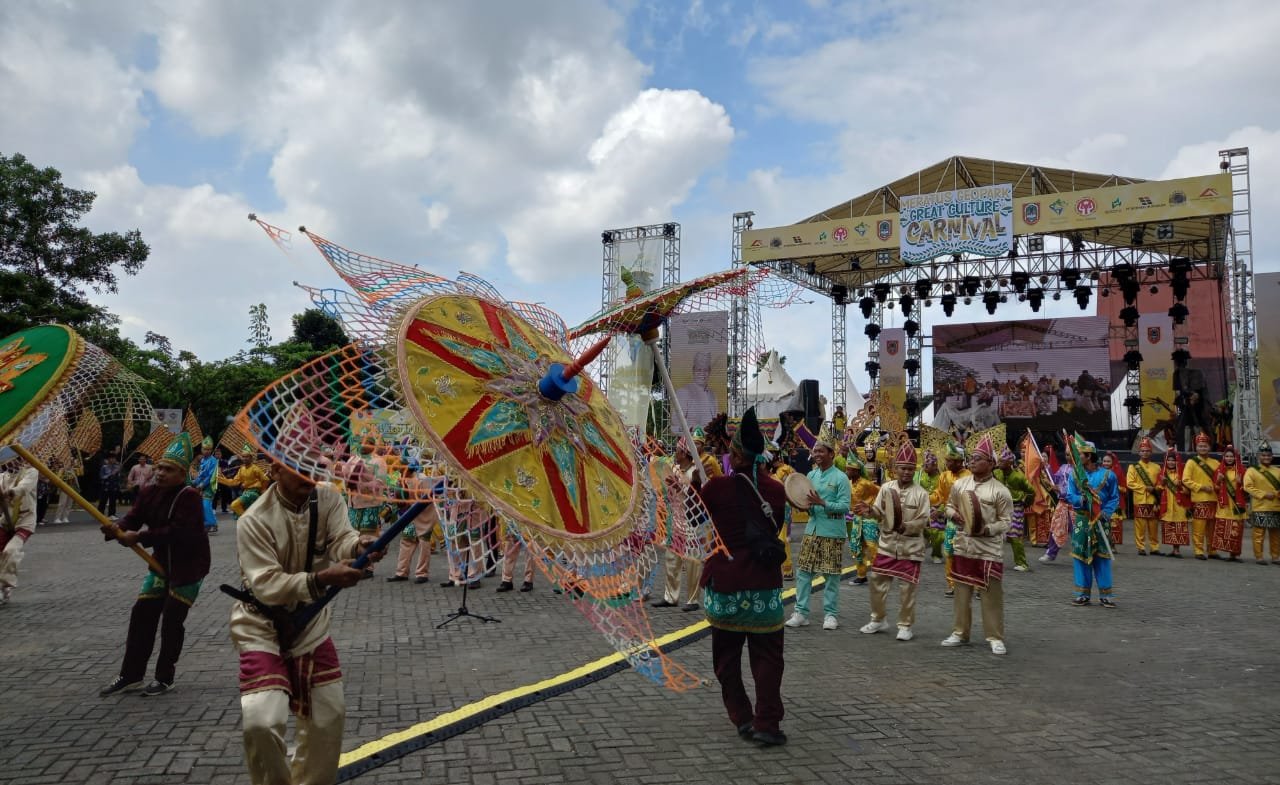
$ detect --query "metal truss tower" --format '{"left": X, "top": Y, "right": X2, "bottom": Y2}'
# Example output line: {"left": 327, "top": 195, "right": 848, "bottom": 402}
{"left": 831, "top": 300, "right": 846, "bottom": 415}
{"left": 906, "top": 299, "right": 923, "bottom": 429}
{"left": 1221, "top": 147, "right": 1259, "bottom": 458}
{"left": 729, "top": 212, "right": 754, "bottom": 417}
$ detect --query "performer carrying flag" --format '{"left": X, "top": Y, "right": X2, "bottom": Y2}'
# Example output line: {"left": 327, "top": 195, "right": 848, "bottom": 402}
{"left": 1064, "top": 433, "right": 1119, "bottom": 607}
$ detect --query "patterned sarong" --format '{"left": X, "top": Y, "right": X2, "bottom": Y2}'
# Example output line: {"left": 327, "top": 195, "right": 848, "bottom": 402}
{"left": 230, "top": 488, "right": 262, "bottom": 518}
{"left": 1161, "top": 520, "right": 1191, "bottom": 546}
{"left": 348, "top": 505, "right": 383, "bottom": 532}
{"left": 239, "top": 637, "right": 342, "bottom": 718}
{"left": 798, "top": 534, "right": 845, "bottom": 575}
{"left": 1007, "top": 502, "right": 1025, "bottom": 540}
{"left": 1032, "top": 511, "right": 1051, "bottom": 546}
{"left": 1110, "top": 514, "right": 1124, "bottom": 545}
{"left": 1250, "top": 511, "right": 1280, "bottom": 530}
{"left": 871, "top": 553, "right": 921, "bottom": 585}
{"left": 950, "top": 554, "right": 1004, "bottom": 589}
{"left": 1210, "top": 519, "right": 1244, "bottom": 554}
{"left": 138, "top": 571, "right": 202, "bottom": 607}
{"left": 1050, "top": 501, "right": 1071, "bottom": 547}
{"left": 703, "top": 587, "right": 785, "bottom": 633}
{"left": 1134, "top": 503, "right": 1157, "bottom": 519}
{"left": 942, "top": 521, "right": 957, "bottom": 556}
{"left": 1192, "top": 501, "right": 1217, "bottom": 521}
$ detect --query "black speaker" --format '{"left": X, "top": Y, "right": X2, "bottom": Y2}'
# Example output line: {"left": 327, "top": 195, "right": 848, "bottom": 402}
{"left": 798, "top": 379, "right": 822, "bottom": 433}
{"left": 831, "top": 284, "right": 848, "bottom": 306}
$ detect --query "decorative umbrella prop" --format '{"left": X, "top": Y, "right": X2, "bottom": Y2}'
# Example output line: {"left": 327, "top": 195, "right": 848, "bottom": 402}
{"left": 238, "top": 227, "right": 710, "bottom": 689}
{"left": 0, "top": 324, "right": 162, "bottom": 574}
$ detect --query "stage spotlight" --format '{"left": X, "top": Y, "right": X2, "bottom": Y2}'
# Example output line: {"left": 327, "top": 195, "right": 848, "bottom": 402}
{"left": 941, "top": 294, "right": 957, "bottom": 316}
{"left": 1172, "top": 349, "right": 1190, "bottom": 369}
{"left": 1125, "top": 396, "right": 1143, "bottom": 416}
{"left": 1121, "top": 278, "right": 1140, "bottom": 305}
{"left": 1131, "top": 226, "right": 1145, "bottom": 246}
{"left": 831, "top": 284, "right": 848, "bottom": 306}
{"left": 865, "top": 361, "right": 880, "bottom": 380}
{"left": 904, "top": 319, "right": 920, "bottom": 338}
{"left": 1112, "top": 263, "right": 1135, "bottom": 281}
{"left": 1028, "top": 236, "right": 1045, "bottom": 252}
{"left": 859, "top": 297, "right": 876, "bottom": 319}
{"left": 779, "top": 261, "right": 794, "bottom": 274}
{"left": 865, "top": 323, "right": 881, "bottom": 340}
{"left": 984, "top": 279, "right": 995, "bottom": 289}
{"left": 904, "top": 358, "right": 920, "bottom": 374}
{"left": 1011, "top": 272, "right": 1030, "bottom": 293}
{"left": 663, "top": 223, "right": 677, "bottom": 238}
{"left": 850, "top": 256, "right": 862, "bottom": 270}
{"left": 1061, "top": 267, "right": 1081, "bottom": 288}
{"left": 924, "top": 299, "right": 933, "bottom": 307}
{"left": 1149, "top": 285, "right": 1159, "bottom": 295}
{"left": 1090, "top": 271, "right": 1100, "bottom": 281}
{"left": 962, "top": 276, "right": 981, "bottom": 297}
{"left": 1039, "top": 275, "right": 1050, "bottom": 285}
{"left": 1101, "top": 288, "right": 1110, "bottom": 297}
{"left": 1008, "top": 248, "right": 1018, "bottom": 259}
{"left": 982, "top": 291, "right": 999, "bottom": 315}
{"left": 904, "top": 397, "right": 920, "bottom": 417}
{"left": 1053, "top": 292, "right": 1062, "bottom": 301}
{"left": 1070, "top": 232, "right": 1085, "bottom": 252}
{"left": 1168, "top": 302, "right": 1189, "bottom": 325}
{"left": 899, "top": 294, "right": 915, "bottom": 316}
{"left": 1120, "top": 306, "right": 1140, "bottom": 327}
{"left": 1018, "top": 294, "right": 1026, "bottom": 302}
{"left": 952, "top": 253, "right": 962, "bottom": 263}
{"left": 914, "top": 278, "right": 932, "bottom": 300}
{"left": 1074, "top": 285, "right": 1091, "bottom": 310}
{"left": 601, "top": 231, "right": 614, "bottom": 244}
{"left": 873, "top": 283, "right": 891, "bottom": 303}
{"left": 805, "top": 262, "right": 817, "bottom": 275}
{"left": 1124, "top": 350, "right": 1144, "bottom": 371}
{"left": 963, "top": 296, "right": 972, "bottom": 305}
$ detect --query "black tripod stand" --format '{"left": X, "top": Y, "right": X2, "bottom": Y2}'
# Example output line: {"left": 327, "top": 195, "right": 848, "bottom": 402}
{"left": 437, "top": 532, "right": 500, "bottom": 628}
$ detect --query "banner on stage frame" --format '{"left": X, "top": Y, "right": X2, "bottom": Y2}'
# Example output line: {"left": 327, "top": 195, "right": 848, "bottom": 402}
{"left": 1138, "top": 313, "right": 1176, "bottom": 432}
{"left": 878, "top": 328, "right": 907, "bottom": 415}
{"left": 899, "top": 184, "right": 1013, "bottom": 264}
{"left": 741, "top": 212, "right": 896, "bottom": 264}
{"left": 668, "top": 311, "right": 729, "bottom": 432}
{"left": 1256, "top": 273, "right": 1280, "bottom": 447}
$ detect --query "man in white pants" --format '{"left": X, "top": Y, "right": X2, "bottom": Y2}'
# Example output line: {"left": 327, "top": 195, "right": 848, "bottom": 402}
{"left": 0, "top": 460, "right": 38, "bottom": 605}
{"left": 858, "top": 441, "right": 931, "bottom": 641}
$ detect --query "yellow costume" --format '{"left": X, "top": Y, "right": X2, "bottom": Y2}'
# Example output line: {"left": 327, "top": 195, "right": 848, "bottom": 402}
{"left": 1181, "top": 452, "right": 1219, "bottom": 558}
{"left": 850, "top": 476, "right": 881, "bottom": 579}
{"left": 771, "top": 463, "right": 796, "bottom": 578}
{"left": 1244, "top": 462, "right": 1280, "bottom": 561}
{"left": 1126, "top": 456, "right": 1161, "bottom": 555}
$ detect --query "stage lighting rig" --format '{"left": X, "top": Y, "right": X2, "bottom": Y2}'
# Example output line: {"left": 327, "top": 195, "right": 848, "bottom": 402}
{"left": 1074, "top": 285, "right": 1091, "bottom": 310}
{"left": 873, "top": 283, "right": 891, "bottom": 303}
{"left": 962, "top": 276, "right": 981, "bottom": 297}
{"left": 904, "top": 358, "right": 920, "bottom": 375}
{"left": 1027, "top": 287, "right": 1044, "bottom": 312}
{"left": 1125, "top": 396, "right": 1143, "bottom": 416}
{"left": 859, "top": 297, "right": 876, "bottom": 319}
{"left": 941, "top": 294, "right": 957, "bottom": 316}
{"left": 1172, "top": 349, "right": 1190, "bottom": 369}
{"left": 1120, "top": 306, "right": 1140, "bottom": 327}
{"left": 904, "top": 319, "right": 920, "bottom": 338}
{"left": 805, "top": 262, "right": 817, "bottom": 275}
{"left": 1010, "top": 272, "right": 1030, "bottom": 293}
{"left": 899, "top": 294, "right": 915, "bottom": 316}
{"left": 1028, "top": 236, "right": 1044, "bottom": 252}
{"left": 850, "top": 256, "right": 862, "bottom": 270}
{"left": 1168, "top": 302, "right": 1189, "bottom": 325}
{"left": 1069, "top": 232, "right": 1085, "bottom": 252}
{"left": 663, "top": 223, "right": 677, "bottom": 238}
{"left": 1061, "top": 267, "right": 1081, "bottom": 289}
{"left": 1124, "top": 350, "right": 1144, "bottom": 371}
{"left": 865, "top": 361, "right": 880, "bottom": 380}
{"left": 865, "top": 323, "right": 881, "bottom": 340}
{"left": 904, "top": 397, "right": 920, "bottom": 417}
{"left": 601, "top": 231, "right": 614, "bottom": 245}
{"left": 1131, "top": 226, "right": 1145, "bottom": 246}
{"left": 831, "top": 284, "right": 848, "bottom": 306}
{"left": 982, "top": 291, "right": 999, "bottom": 315}
{"left": 914, "top": 278, "right": 932, "bottom": 300}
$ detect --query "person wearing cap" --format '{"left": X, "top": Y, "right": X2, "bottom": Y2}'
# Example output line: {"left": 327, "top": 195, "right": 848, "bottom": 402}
{"left": 1065, "top": 436, "right": 1120, "bottom": 607}
{"left": 1209, "top": 445, "right": 1246, "bottom": 561}
{"left": 858, "top": 440, "right": 931, "bottom": 641}
{"left": 994, "top": 446, "right": 1033, "bottom": 572}
{"left": 192, "top": 435, "right": 221, "bottom": 534}
{"left": 930, "top": 442, "right": 969, "bottom": 596}
{"left": 1181, "top": 432, "right": 1219, "bottom": 560}
{"left": 787, "top": 425, "right": 852, "bottom": 631}
{"left": 698, "top": 408, "right": 789, "bottom": 746}
{"left": 99, "top": 433, "right": 211, "bottom": 697}
{"left": 940, "top": 434, "right": 1012, "bottom": 654}
{"left": 1127, "top": 439, "right": 1162, "bottom": 555}
{"left": 914, "top": 451, "right": 945, "bottom": 565}
{"left": 1157, "top": 450, "right": 1191, "bottom": 557}
{"left": 220, "top": 445, "right": 271, "bottom": 519}
{"left": 1243, "top": 444, "right": 1280, "bottom": 564}
{"left": 844, "top": 451, "right": 881, "bottom": 586}
{"left": 0, "top": 459, "right": 38, "bottom": 605}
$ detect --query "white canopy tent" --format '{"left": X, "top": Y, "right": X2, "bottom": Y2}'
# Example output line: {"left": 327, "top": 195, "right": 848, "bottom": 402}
{"left": 746, "top": 350, "right": 799, "bottom": 419}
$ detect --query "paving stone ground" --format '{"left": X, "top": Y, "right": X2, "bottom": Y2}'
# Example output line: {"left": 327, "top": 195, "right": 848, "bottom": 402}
{"left": 3, "top": 508, "right": 1279, "bottom": 785}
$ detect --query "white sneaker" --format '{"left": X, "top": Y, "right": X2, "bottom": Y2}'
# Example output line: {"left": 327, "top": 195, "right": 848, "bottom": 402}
{"left": 932, "top": 557, "right": 942, "bottom": 564}
{"left": 784, "top": 612, "right": 809, "bottom": 628}
{"left": 1038, "top": 554, "right": 1053, "bottom": 563}
{"left": 896, "top": 626, "right": 914, "bottom": 641}
{"left": 990, "top": 640, "right": 1008, "bottom": 655}
{"left": 822, "top": 614, "right": 838, "bottom": 630}
{"left": 860, "top": 619, "right": 889, "bottom": 634}
{"left": 940, "top": 633, "right": 968, "bottom": 647}
{"left": 1013, "top": 564, "right": 1029, "bottom": 572}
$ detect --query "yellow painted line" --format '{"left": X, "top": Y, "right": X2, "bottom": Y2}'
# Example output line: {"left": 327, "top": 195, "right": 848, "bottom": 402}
{"left": 340, "top": 565, "right": 858, "bottom": 766}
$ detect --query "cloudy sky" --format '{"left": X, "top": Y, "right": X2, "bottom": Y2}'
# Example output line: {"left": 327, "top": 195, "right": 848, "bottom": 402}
{"left": 3, "top": 0, "right": 1278, "bottom": 399}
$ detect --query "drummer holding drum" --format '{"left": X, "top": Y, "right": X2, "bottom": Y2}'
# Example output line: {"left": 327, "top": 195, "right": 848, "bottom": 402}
{"left": 784, "top": 428, "right": 852, "bottom": 631}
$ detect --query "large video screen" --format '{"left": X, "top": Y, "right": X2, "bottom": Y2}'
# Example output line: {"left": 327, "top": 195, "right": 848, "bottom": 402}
{"left": 931, "top": 316, "right": 1113, "bottom": 434}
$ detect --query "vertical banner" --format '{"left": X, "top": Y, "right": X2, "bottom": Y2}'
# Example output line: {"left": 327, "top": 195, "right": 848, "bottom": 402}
{"left": 1255, "top": 273, "right": 1280, "bottom": 445}
{"left": 154, "top": 408, "right": 184, "bottom": 433}
{"left": 1138, "top": 313, "right": 1176, "bottom": 432}
{"left": 668, "top": 311, "right": 729, "bottom": 432}
{"left": 878, "top": 328, "right": 907, "bottom": 418}
{"left": 604, "top": 237, "right": 664, "bottom": 428}
{"left": 899, "top": 184, "right": 1013, "bottom": 264}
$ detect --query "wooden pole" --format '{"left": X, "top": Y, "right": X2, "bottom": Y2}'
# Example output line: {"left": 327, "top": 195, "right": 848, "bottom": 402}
{"left": 8, "top": 442, "right": 166, "bottom": 576}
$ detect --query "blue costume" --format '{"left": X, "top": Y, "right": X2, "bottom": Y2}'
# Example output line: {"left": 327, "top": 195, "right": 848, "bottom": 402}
{"left": 192, "top": 442, "right": 219, "bottom": 534}
{"left": 1065, "top": 463, "right": 1119, "bottom": 603}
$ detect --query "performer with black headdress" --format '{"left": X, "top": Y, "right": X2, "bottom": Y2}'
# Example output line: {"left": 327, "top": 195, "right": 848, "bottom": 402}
{"left": 698, "top": 407, "right": 789, "bottom": 746}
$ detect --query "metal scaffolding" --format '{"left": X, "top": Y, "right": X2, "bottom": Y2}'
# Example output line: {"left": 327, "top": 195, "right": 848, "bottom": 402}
{"left": 729, "top": 212, "right": 754, "bottom": 416}
{"left": 831, "top": 300, "right": 846, "bottom": 414}
{"left": 1221, "top": 147, "right": 1259, "bottom": 458}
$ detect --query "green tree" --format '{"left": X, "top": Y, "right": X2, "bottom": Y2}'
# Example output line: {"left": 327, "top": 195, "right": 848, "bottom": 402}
{"left": 0, "top": 152, "right": 149, "bottom": 335}
{"left": 248, "top": 303, "right": 271, "bottom": 349}
{"left": 291, "top": 308, "right": 349, "bottom": 352}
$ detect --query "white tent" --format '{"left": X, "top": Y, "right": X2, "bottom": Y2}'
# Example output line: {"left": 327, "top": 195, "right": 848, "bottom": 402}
{"left": 746, "top": 350, "right": 799, "bottom": 419}
{"left": 1110, "top": 383, "right": 1128, "bottom": 431}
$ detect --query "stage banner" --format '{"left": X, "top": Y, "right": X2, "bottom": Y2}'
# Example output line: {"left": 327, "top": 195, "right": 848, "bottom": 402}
{"left": 878, "top": 328, "right": 907, "bottom": 416}
{"left": 668, "top": 311, "right": 729, "bottom": 432}
{"left": 1014, "top": 173, "right": 1232, "bottom": 234}
{"left": 1256, "top": 273, "right": 1280, "bottom": 446}
{"left": 603, "top": 234, "right": 665, "bottom": 428}
{"left": 1138, "top": 313, "right": 1176, "bottom": 432}
{"left": 899, "top": 184, "right": 1013, "bottom": 264}
{"left": 741, "top": 212, "right": 896, "bottom": 264}
{"left": 931, "top": 317, "right": 1113, "bottom": 435}
{"left": 154, "top": 408, "right": 183, "bottom": 433}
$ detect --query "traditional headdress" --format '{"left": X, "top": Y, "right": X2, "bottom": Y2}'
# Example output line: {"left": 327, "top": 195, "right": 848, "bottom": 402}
{"left": 1163, "top": 447, "right": 1180, "bottom": 465}
{"left": 731, "top": 407, "right": 765, "bottom": 460}
{"left": 1221, "top": 443, "right": 1238, "bottom": 462}
{"left": 1258, "top": 442, "right": 1274, "bottom": 455}
{"left": 159, "top": 432, "right": 194, "bottom": 472}
{"left": 813, "top": 422, "right": 838, "bottom": 452}
{"left": 943, "top": 440, "right": 964, "bottom": 461}
{"left": 971, "top": 433, "right": 996, "bottom": 462}
{"left": 895, "top": 440, "right": 918, "bottom": 467}
{"left": 240, "top": 444, "right": 255, "bottom": 457}
{"left": 998, "top": 445, "right": 1016, "bottom": 464}
{"left": 844, "top": 450, "right": 864, "bottom": 471}
{"left": 1194, "top": 431, "right": 1211, "bottom": 449}
{"left": 690, "top": 427, "right": 707, "bottom": 445}
{"left": 1073, "top": 432, "right": 1097, "bottom": 455}
{"left": 1138, "top": 436, "right": 1154, "bottom": 452}
{"left": 923, "top": 450, "right": 938, "bottom": 470}
{"left": 200, "top": 435, "right": 213, "bottom": 451}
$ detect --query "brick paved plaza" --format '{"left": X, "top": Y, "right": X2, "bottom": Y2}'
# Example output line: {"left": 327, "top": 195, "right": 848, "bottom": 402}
{"left": 3, "top": 510, "right": 1279, "bottom": 785}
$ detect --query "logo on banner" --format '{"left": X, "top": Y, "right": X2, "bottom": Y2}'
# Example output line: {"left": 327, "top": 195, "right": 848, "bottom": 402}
{"left": 1023, "top": 202, "right": 1040, "bottom": 225}
{"left": 770, "top": 237, "right": 782, "bottom": 247}
{"left": 1170, "top": 191, "right": 1187, "bottom": 205}
{"left": 1050, "top": 198, "right": 1067, "bottom": 215}
{"left": 1111, "top": 197, "right": 1123, "bottom": 209}
{"left": 886, "top": 340, "right": 900, "bottom": 356}
{"left": 1076, "top": 197, "right": 1096, "bottom": 216}
{"left": 834, "top": 226, "right": 848, "bottom": 242}
{"left": 1138, "top": 196, "right": 1154, "bottom": 207}
{"left": 749, "top": 239, "right": 763, "bottom": 248}
{"left": 817, "top": 231, "right": 828, "bottom": 241}
{"left": 792, "top": 235, "right": 803, "bottom": 244}
{"left": 1147, "top": 326, "right": 1162, "bottom": 344}
{"left": 877, "top": 219, "right": 892, "bottom": 240}
{"left": 854, "top": 222, "right": 868, "bottom": 236}
{"left": 1199, "top": 187, "right": 1219, "bottom": 198}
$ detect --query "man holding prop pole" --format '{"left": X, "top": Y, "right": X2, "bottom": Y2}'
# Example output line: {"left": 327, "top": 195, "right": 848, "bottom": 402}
{"left": 0, "top": 458, "right": 38, "bottom": 605}
{"left": 1063, "top": 432, "right": 1119, "bottom": 607}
